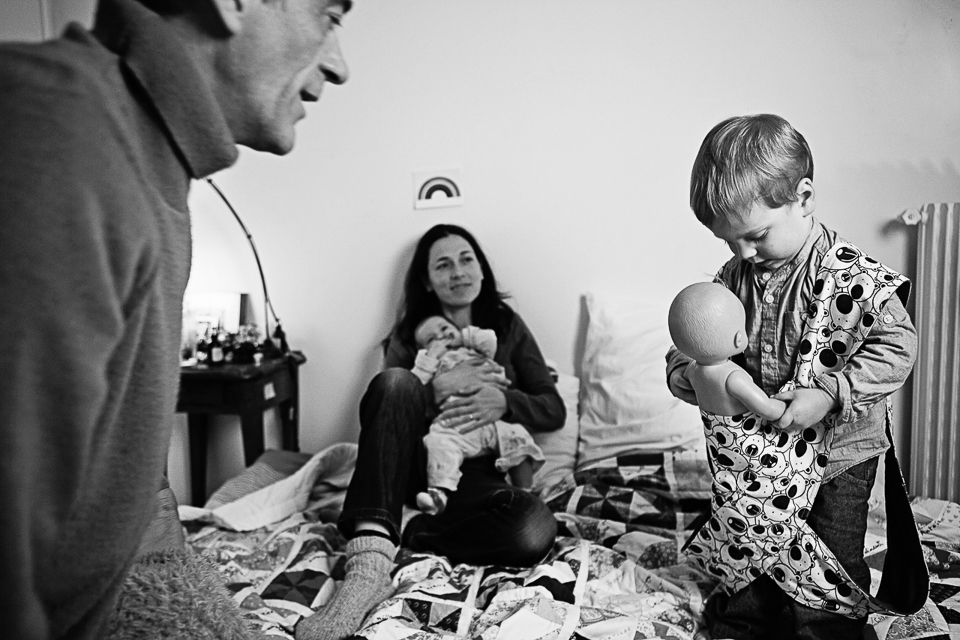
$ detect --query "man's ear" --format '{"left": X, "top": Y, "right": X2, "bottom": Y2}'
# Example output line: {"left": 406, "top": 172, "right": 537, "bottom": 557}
{"left": 208, "top": 0, "right": 247, "bottom": 35}
{"left": 796, "top": 177, "right": 816, "bottom": 216}
{"left": 734, "top": 330, "right": 747, "bottom": 351}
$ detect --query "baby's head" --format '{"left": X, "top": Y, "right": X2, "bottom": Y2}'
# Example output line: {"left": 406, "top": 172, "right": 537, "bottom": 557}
{"left": 668, "top": 282, "right": 747, "bottom": 365}
{"left": 414, "top": 315, "right": 462, "bottom": 349}
{"left": 690, "top": 114, "right": 813, "bottom": 229}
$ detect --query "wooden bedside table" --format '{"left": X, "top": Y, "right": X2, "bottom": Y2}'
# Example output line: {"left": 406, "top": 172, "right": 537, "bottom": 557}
{"left": 177, "top": 350, "right": 307, "bottom": 506}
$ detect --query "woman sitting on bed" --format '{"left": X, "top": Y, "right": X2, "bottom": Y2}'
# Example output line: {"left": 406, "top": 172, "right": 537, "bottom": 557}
{"left": 297, "top": 223, "right": 565, "bottom": 640}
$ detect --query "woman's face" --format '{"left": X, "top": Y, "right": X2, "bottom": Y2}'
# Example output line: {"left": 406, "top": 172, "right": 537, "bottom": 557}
{"left": 425, "top": 235, "right": 484, "bottom": 316}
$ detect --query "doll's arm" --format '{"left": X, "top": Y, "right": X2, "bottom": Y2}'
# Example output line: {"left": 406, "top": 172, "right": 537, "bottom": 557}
{"left": 726, "top": 369, "right": 786, "bottom": 421}
{"left": 665, "top": 346, "right": 698, "bottom": 405}
{"left": 771, "top": 387, "right": 836, "bottom": 432}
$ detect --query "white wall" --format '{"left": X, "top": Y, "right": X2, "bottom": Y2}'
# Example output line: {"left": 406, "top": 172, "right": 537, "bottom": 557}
{"left": 0, "top": 2, "right": 43, "bottom": 41}
{"left": 0, "top": 0, "right": 95, "bottom": 41}
{"left": 7, "top": 0, "right": 960, "bottom": 501}
{"left": 204, "top": 1, "right": 959, "bottom": 464}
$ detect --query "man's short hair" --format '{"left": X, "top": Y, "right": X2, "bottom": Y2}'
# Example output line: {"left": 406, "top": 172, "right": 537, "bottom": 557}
{"left": 689, "top": 114, "right": 814, "bottom": 229}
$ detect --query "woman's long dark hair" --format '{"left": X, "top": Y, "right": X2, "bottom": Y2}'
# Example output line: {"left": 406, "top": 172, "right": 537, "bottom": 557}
{"left": 386, "top": 224, "right": 513, "bottom": 351}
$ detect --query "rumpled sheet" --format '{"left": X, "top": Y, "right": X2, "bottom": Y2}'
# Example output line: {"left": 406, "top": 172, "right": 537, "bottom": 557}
{"left": 180, "top": 444, "right": 356, "bottom": 531}
{"left": 184, "top": 446, "right": 960, "bottom": 639}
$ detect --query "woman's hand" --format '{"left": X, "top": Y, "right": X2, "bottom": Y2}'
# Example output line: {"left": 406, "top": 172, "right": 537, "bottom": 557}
{"left": 432, "top": 358, "right": 509, "bottom": 404}
{"left": 435, "top": 385, "right": 508, "bottom": 434}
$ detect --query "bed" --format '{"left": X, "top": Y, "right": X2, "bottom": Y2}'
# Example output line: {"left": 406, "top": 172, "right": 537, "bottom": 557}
{"left": 179, "top": 293, "right": 960, "bottom": 640}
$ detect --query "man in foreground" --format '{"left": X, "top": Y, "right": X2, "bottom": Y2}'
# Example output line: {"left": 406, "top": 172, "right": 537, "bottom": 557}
{"left": 0, "top": 0, "right": 351, "bottom": 637}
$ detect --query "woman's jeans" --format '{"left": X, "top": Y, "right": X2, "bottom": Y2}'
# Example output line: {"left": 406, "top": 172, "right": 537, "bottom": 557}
{"left": 703, "top": 455, "right": 879, "bottom": 640}
{"left": 338, "top": 368, "right": 557, "bottom": 567}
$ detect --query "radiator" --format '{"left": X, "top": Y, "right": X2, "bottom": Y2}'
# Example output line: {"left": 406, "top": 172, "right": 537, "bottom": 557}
{"left": 903, "top": 202, "right": 960, "bottom": 502}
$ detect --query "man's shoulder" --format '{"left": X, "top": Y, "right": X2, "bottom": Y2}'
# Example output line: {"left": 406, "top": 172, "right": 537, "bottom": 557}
{"left": 0, "top": 30, "right": 122, "bottom": 113}
{"left": 0, "top": 31, "right": 142, "bottom": 179}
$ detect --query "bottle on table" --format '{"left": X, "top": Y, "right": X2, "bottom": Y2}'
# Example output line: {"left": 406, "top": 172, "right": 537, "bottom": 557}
{"left": 195, "top": 328, "right": 210, "bottom": 365}
{"left": 209, "top": 324, "right": 224, "bottom": 366}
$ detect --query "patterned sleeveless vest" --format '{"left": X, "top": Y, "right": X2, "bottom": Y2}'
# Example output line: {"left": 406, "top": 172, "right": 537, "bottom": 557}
{"left": 685, "top": 242, "right": 929, "bottom": 618}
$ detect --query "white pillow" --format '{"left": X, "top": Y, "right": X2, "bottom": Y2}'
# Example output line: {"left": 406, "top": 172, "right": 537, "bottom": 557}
{"left": 577, "top": 292, "right": 704, "bottom": 469}
{"left": 531, "top": 369, "right": 580, "bottom": 500}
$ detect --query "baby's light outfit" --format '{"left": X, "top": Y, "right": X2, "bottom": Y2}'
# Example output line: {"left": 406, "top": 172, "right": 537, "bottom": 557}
{"left": 414, "top": 326, "right": 544, "bottom": 493}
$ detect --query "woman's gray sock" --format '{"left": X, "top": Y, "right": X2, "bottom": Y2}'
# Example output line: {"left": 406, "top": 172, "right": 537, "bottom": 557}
{"left": 294, "top": 535, "right": 396, "bottom": 640}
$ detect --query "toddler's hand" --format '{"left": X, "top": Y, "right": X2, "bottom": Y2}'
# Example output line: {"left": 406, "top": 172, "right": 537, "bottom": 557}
{"left": 772, "top": 388, "right": 838, "bottom": 432}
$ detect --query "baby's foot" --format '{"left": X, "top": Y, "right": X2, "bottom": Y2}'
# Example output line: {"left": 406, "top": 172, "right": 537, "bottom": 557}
{"left": 415, "top": 487, "right": 448, "bottom": 515}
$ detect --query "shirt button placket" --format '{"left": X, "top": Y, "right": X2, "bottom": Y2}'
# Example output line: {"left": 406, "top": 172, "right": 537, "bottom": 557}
{"left": 759, "top": 277, "right": 779, "bottom": 390}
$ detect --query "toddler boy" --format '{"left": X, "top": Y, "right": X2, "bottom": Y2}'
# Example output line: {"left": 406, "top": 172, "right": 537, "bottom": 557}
{"left": 666, "top": 114, "right": 927, "bottom": 639}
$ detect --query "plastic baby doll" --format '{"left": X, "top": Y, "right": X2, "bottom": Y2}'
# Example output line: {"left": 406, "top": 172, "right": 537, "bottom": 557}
{"left": 412, "top": 315, "right": 545, "bottom": 515}
{"left": 667, "top": 282, "right": 786, "bottom": 421}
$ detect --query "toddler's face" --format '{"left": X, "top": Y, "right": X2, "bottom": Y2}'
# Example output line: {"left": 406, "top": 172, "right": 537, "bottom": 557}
{"left": 710, "top": 184, "right": 813, "bottom": 272}
{"left": 415, "top": 316, "right": 461, "bottom": 348}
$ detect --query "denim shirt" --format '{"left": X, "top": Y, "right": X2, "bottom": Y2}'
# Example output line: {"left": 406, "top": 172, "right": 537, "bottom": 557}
{"left": 668, "top": 219, "right": 917, "bottom": 481}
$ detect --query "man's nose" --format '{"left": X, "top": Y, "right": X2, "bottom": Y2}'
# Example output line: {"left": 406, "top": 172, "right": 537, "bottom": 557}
{"left": 319, "top": 30, "right": 349, "bottom": 84}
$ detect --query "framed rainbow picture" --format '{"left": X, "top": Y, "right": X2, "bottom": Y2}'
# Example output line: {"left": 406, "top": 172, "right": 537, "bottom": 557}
{"left": 413, "top": 169, "right": 464, "bottom": 210}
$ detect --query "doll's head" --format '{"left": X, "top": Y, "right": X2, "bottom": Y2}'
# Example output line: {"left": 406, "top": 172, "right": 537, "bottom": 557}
{"left": 668, "top": 282, "right": 748, "bottom": 365}
{"left": 414, "top": 315, "right": 462, "bottom": 349}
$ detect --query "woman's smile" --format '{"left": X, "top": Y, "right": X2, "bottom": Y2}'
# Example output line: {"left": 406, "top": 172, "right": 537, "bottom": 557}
{"left": 427, "top": 235, "right": 484, "bottom": 319}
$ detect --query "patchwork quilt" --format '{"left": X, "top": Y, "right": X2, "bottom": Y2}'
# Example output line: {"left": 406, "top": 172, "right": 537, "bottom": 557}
{"left": 184, "top": 447, "right": 960, "bottom": 639}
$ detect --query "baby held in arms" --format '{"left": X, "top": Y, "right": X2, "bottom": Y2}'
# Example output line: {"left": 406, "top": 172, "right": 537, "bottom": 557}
{"left": 412, "top": 315, "right": 545, "bottom": 515}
